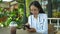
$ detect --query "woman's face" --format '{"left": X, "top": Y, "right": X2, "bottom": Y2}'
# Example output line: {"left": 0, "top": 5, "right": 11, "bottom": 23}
{"left": 30, "top": 5, "right": 39, "bottom": 15}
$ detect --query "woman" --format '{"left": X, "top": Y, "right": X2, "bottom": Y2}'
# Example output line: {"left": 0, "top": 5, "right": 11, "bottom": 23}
{"left": 26, "top": 1, "right": 48, "bottom": 34}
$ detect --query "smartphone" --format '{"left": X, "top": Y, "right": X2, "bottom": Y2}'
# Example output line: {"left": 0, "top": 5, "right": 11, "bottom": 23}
{"left": 23, "top": 25, "right": 31, "bottom": 29}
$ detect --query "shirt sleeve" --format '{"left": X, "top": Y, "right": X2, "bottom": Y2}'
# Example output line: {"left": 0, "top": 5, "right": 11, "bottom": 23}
{"left": 28, "top": 15, "right": 32, "bottom": 28}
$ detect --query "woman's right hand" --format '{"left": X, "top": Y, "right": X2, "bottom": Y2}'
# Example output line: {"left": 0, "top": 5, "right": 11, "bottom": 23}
{"left": 27, "top": 28, "right": 36, "bottom": 32}
{"left": 25, "top": 23, "right": 36, "bottom": 32}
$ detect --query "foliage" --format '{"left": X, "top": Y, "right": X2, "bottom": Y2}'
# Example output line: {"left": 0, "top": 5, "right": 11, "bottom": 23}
{"left": 53, "top": 11, "right": 60, "bottom": 18}
{"left": 0, "top": 0, "right": 32, "bottom": 27}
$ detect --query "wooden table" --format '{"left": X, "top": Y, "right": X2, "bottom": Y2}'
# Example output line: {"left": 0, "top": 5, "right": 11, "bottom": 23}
{"left": 0, "top": 27, "right": 41, "bottom": 34}
{"left": 17, "top": 29, "right": 41, "bottom": 34}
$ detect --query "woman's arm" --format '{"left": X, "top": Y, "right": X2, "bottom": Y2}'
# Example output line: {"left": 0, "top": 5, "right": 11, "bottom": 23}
{"left": 26, "top": 15, "right": 36, "bottom": 32}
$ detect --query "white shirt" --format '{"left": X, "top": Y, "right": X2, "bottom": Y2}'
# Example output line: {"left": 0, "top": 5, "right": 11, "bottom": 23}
{"left": 28, "top": 14, "right": 48, "bottom": 34}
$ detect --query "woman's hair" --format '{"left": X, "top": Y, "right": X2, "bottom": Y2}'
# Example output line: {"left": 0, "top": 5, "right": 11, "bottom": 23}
{"left": 29, "top": 1, "right": 45, "bottom": 14}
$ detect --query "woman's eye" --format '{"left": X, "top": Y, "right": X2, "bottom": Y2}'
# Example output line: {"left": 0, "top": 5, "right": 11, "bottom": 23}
{"left": 30, "top": 8, "right": 38, "bottom": 12}
{"left": 34, "top": 8, "right": 38, "bottom": 11}
{"left": 34, "top": 9, "right": 37, "bottom": 11}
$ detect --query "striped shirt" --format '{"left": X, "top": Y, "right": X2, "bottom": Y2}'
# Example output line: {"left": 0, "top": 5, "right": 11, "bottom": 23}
{"left": 28, "top": 13, "right": 48, "bottom": 34}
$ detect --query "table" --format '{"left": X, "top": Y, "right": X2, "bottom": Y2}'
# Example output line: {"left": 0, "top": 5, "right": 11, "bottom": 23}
{"left": 0, "top": 27, "right": 42, "bottom": 34}
{"left": 17, "top": 29, "right": 42, "bottom": 34}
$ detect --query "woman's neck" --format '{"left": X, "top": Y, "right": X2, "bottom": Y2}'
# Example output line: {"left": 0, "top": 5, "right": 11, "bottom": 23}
{"left": 34, "top": 15, "right": 38, "bottom": 19}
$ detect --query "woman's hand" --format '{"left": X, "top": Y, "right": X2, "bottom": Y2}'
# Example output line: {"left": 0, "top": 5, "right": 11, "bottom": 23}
{"left": 27, "top": 28, "right": 36, "bottom": 32}
{"left": 25, "top": 23, "right": 36, "bottom": 32}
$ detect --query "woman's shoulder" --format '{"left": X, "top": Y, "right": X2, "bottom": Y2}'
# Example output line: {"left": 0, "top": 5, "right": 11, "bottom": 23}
{"left": 28, "top": 15, "right": 33, "bottom": 18}
{"left": 39, "top": 13, "right": 48, "bottom": 18}
{"left": 39, "top": 13, "right": 47, "bottom": 16}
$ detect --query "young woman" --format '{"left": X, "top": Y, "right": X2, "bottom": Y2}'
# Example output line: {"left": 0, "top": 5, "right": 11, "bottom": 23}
{"left": 26, "top": 1, "right": 48, "bottom": 34}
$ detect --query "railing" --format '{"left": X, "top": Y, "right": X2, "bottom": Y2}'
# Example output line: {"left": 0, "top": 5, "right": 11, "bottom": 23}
{"left": 48, "top": 18, "right": 60, "bottom": 31}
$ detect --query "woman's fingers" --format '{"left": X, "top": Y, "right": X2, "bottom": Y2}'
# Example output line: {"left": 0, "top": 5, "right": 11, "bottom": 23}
{"left": 27, "top": 28, "right": 36, "bottom": 32}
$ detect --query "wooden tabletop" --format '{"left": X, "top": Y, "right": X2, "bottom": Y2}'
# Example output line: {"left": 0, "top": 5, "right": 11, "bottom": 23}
{"left": 0, "top": 27, "right": 41, "bottom": 34}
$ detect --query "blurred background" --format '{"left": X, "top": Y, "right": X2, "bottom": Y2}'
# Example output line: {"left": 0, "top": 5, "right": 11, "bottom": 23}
{"left": 0, "top": 0, "right": 60, "bottom": 34}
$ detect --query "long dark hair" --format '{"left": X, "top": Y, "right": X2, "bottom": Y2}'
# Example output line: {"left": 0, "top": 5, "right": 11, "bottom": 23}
{"left": 29, "top": 1, "right": 45, "bottom": 15}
